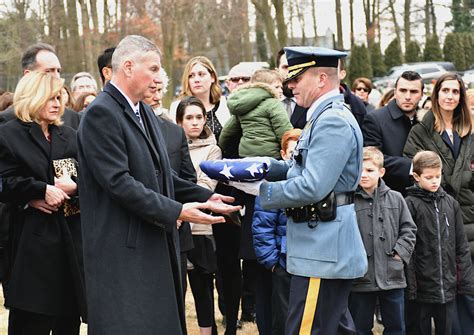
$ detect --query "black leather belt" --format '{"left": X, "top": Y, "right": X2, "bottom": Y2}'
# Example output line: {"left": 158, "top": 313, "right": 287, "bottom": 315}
{"left": 285, "top": 192, "right": 354, "bottom": 224}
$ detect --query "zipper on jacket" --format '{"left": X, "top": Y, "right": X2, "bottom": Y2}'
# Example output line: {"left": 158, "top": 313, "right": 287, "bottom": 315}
{"left": 445, "top": 214, "right": 449, "bottom": 238}
{"left": 434, "top": 199, "right": 446, "bottom": 303}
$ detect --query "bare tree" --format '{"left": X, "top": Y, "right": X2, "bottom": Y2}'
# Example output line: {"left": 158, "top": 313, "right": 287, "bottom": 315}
{"left": 350, "top": 0, "right": 354, "bottom": 47}
{"left": 363, "top": 0, "right": 376, "bottom": 48}
{"left": 78, "top": 0, "right": 94, "bottom": 72}
{"left": 272, "top": 0, "right": 287, "bottom": 47}
{"left": 251, "top": 0, "right": 279, "bottom": 60}
{"left": 311, "top": 0, "right": 317, "bottom": 43}
{"left": 425, "top": 0, "right": 431, "bottom": 37}
{"left": 404, "top": 0, "right": 411, "bottom": 50}
{"left": 335, "top": 0, "right": 343, "bottom": 49}
{"left": 388, "top": 0, "right": 401, "bottom": 47}
{"left": 294, "top": 1, "right": 307, "bottom": 45}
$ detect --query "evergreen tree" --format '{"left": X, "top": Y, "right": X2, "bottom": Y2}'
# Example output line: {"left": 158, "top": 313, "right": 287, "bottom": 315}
{"left": 369, "top": 42, "right": 386, "bottom": 77}
{"left": 405, "top": 41, "right": 421, "bottom": 63}
{"left": 453, "top": 33, "right": 467, "bottom": 70}
{"left": 443, "top": 33, "right": 457, "bottom": 63}
{"left": 348, "top": 44, "right": 373, "bottom": 84}
{"left": 423, "top": 34, "right": 443, "bottom": 61}
{"left": 448, "top": 0, "right": 472, "bottom": 33}
{"left": 463, "top": 33, "right": 474, "bottom": 68}
{"left": 384, "top": 38, "right": 403, "bottom": 70}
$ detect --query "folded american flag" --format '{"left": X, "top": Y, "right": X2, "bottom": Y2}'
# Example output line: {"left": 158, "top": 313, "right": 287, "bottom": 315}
{"left": 200, "top": 158, "right": 269, "bottom": 182}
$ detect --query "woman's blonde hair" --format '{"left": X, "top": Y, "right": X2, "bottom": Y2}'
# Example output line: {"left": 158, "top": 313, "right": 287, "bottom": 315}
{"left": 431, "top": 73, "right": 471, "bottom": 137}
{"left": 14, "top": 71, "right": 64, "bottom": 126}
{"left": 179, "top": 56, "right": 221, "bottom": 105}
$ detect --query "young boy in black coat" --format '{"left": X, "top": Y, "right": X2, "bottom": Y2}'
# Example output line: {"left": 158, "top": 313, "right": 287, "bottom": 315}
{"left": 405, "top": 151, "right": 474, "bottom": 335}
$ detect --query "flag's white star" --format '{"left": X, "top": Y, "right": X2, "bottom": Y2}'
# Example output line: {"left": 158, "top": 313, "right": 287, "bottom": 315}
{"left": 219, "top": 164, "right": 234, "bottom": 180}
{"left": 245, "top": 163, "right": 260, "bottom": 177}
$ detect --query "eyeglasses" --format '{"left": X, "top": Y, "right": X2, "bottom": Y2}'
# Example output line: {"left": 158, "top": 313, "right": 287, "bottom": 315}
{"left": 229, "top": 77, "right": 251, "bottom": 83}
{"left": 355, "top": 87, "right": 369, "bottom": 93}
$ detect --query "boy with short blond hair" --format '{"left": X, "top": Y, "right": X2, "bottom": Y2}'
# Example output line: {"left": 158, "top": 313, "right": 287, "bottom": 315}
{"left": 350, "top": 146, "right": 417, "bottom": 335}
{"left": 405, "top": 151, "right": 474, "bottom": 335}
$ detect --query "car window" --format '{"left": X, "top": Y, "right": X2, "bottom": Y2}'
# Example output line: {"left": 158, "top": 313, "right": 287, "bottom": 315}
{"left": 418, "top": 67, "right": 440, "bottom": 74}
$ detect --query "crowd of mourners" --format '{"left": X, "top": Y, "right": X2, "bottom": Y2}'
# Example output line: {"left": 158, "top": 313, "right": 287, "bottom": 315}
{"left": 0, "top": 36, "right": 473, "bottom": 335}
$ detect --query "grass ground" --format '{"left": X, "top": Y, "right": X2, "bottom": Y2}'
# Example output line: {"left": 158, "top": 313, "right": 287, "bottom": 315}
{"left": 0, "top": 284, "right": 383, "bottom": 334}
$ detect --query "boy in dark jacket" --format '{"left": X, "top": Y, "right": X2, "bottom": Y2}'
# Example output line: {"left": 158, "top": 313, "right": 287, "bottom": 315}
{"left": 252, "top": 129, "right": 301, "bottom": 335}
{"left": 405, "top": 151, "right": 474, "bottom": 335}
{"left": 350, "top": 146, "right": 417, "bottom": 335}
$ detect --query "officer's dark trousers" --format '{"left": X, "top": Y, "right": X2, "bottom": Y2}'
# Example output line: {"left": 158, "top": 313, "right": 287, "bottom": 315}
{"left": 8, "top": 308, "right": 80, "bottom": 335}
{"left": 286, "top": 275, "right": 356, "bottom": 335}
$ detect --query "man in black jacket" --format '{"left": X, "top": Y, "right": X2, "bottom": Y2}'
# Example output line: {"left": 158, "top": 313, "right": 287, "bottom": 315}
{"left": 362, "top": 71, "right": 423, "bottom": 195}
{"left": 0, "top": 43, "right": 81, "bottom": 129}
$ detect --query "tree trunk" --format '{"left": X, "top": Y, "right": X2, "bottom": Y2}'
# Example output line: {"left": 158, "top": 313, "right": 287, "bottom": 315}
{"left": 404, "top": 0, "right": 411, "bottom": 50}
{"left": 241, "top": 0, "right": 252, "bottom": 61}
{"left": 295, "top": 1, "right": 306, "bottom": 45}
{"left": 159, "top": 0, "right": 177, "bottom": 108}
{"left": 78, "top": 0, "right": 94, "bottom": 73}
{"left": 227, "top": 0, "right": 244, "bottom": 66}
{"left": 429, "top": 0, "right": 436, "bottom": 37}
{"left": 388, "top": 0, "right": 401, "bottom": 46}
{"left": 350, "top": 0, "right": 354, "bottom": 47}
{"left": 120, "top": 0, "right": 128, "bottom": 37}
{"left": 335, "top": 0, "right": 343, "bottom": 49}
{"left": 425, "top": 0, "right": 431, "bottom": 37}
{"left": 272, "top": 0, "right": 287, "bottom": 48}
{"left": 311, "top": 0, "right": 317, "bottom": 44}
{"left": 363, "top": 0, "right": 375, "bottom": 48}
{"left": 251, "top": 0, "right": 279, "bottom": 61}
{"left": 255, "top": 10, "right": 268, "bottom": 61}
{"left": 289, "top": 0, "right": 295, "bottom": 43}
{"left": 66, "top": 0, "right": 81, "bottom": 73}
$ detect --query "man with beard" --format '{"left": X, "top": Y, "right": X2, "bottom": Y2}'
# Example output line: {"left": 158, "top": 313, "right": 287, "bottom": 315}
{"left": 362, "top": 71, "right": 423, "bottom": 195}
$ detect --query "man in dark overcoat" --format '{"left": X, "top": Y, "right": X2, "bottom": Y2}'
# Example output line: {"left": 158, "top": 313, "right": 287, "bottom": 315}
{"left": 77, "top": 35, "right": 238, "bottom": 335}
{"left": 362, "top": 71, "right": 423, "bottom": 195}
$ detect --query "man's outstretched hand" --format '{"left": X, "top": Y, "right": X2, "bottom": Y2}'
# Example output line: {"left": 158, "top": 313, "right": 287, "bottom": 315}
{"left": 178, "top": 194, "right": 241, "bottom": 225}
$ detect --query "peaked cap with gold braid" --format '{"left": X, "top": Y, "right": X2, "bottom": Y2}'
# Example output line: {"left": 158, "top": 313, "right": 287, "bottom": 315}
{"left": 284, "top": 46, "right": 348, "bottom": 82}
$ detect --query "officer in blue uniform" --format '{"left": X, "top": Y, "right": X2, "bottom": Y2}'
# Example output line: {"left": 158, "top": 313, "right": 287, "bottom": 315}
{"left": 259, "top": 47, "right": 368, "bottom": 334}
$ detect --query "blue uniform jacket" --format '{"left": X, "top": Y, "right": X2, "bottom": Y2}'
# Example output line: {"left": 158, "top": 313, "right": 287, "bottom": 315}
{"left": 252, "top": 196, "right": 287, "bottom": 270}
{"left": 260, "top": 94, "right": 368, "bottom": 279}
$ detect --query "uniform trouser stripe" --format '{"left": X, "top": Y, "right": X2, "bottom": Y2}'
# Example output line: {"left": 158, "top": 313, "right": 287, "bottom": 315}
{"left": 299, "top": 277, "right": 321, "bottom": 334}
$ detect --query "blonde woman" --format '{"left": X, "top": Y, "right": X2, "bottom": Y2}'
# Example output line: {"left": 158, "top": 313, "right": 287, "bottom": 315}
{"left": 170, "top": 56, "right": 230, "bottom": 140}
{"left": 0, "top": 72, "right": 85, "bottom": 334}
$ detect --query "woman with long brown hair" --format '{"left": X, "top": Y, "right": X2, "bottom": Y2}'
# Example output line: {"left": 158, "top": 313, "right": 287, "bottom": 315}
{"left": 404, "top": 72, "right": 474, "bottom": 335}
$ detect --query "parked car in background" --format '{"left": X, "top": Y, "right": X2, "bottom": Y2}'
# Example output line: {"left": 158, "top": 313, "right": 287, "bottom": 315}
{"left": 373, "top": 62, "right": 454, "bottom": 90}
{"left": 463, "top": 69, "right": 474, "bottom": 88}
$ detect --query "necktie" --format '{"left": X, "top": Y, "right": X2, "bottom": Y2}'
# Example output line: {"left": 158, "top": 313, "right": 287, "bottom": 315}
{"left": 135, "top": 109, "right": 144, "bottom": 128}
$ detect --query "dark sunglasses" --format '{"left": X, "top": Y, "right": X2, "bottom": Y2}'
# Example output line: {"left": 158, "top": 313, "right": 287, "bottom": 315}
{"left": 355, "top": 87, "right": 369, "bottom": 93}
{"left": 229, "top": 77, "right": 251, "bottom": 83}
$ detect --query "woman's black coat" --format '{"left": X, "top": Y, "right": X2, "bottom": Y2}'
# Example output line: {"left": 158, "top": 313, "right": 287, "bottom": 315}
{"left": 0, "top": 119, "right": 86, "bottom": 317}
